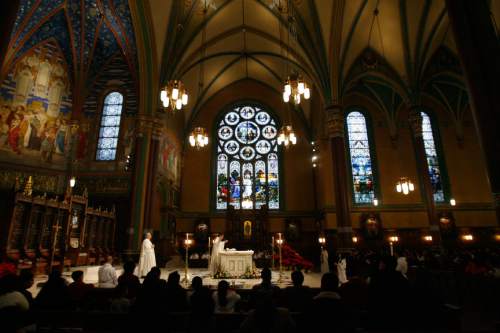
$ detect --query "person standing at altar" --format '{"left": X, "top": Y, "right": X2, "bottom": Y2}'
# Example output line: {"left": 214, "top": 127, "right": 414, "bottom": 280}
{"left": 210, "top": 233, "right": 227, "bottom": 275}
{"left": 321, "top": 247, "right": 329, "bottom": 274}
{"left": 138, "top": 232, "right": 156, "bottom": 278}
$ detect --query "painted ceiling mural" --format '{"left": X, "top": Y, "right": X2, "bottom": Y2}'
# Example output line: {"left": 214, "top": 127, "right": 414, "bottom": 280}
{"left": 0, "top": 0, "right": 138, "bottom": 168}
{"left": 3, "top": 0, "right": 137, "bottom": 96}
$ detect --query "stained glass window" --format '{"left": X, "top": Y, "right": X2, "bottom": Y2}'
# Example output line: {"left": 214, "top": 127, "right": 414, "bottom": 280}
{"left": 96, "top": 92, "right": 123, "bottom": 161}
{"left": 346, "top": 111, "right": 375, "bottom": 204}
{"left": 216, "top": 104, "right": 279, "bottom": 210}
{"left": 421, "top": 112, "right": 444, "bottom": 202}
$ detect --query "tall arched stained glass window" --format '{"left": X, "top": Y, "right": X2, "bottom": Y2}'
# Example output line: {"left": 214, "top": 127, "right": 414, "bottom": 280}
{"left": 421, "top": 112, "right": 444, "bottom": 202}
{"left": 346, "top": 111, "right": 375, "bottom": 204}
{"left": 96, "top": 92, "right": 124, "bottom": 161}
{"left": 215, "top": 104, "right": 279, "bottom": 210}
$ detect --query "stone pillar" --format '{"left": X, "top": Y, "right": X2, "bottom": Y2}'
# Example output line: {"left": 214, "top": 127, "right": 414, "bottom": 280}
{"left": 445, "top": 0, "right": 500, "bottom": 225}
{"left": 325, "top": 105, "right": 353, "bottom": 251}
{"left": 0, "top": 1, "right": 19, "bottom": 70}
{"left": 408, "top": 107, "right": 442, "bottom": 244}
{"left": 125, "top": 116, "right": 154, "bottom": 258}
{"left": 143, "top": 120, "right": 162, "bottom": 230}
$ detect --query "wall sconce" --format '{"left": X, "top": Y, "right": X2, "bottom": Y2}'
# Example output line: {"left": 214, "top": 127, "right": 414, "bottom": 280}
{"left": 450, "top": 198, "right": 456, "bottom": 206}
{"left": 352, "top": 236, "right": 358, "bottom": 243}
{"left": 388, "top": 236, "right": 399, "bottom": 243}
{"left": 423, "top": 235, "right": 433, "bottom": 242}
{"left": 495, "top": 234, "right": 500, "bottom": 241}
{"left": 318, "top": 236, "right": 326, "bottom": 245}
{"left": 462, "top": 234, "right": 473, "bottom": 241}
{"left": 69, "top": 177, "right": 76, "bottom": 188}
{"left": 373, "top": 198, "right": 379, "bottom": 206}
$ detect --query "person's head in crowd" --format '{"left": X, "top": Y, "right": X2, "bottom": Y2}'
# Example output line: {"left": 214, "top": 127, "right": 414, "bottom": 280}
{"left": 261, "top": 267, "right": 272, "bottom": 284}
{"left": 321, "top": 272, "right": 339, "bottom": 292}
{"left": 123, "top": 261, "right": 136, "bottom": 275}
{"left": 71, "top": 270, "right": 84, "bottom": 283}
{"left": 106, "top": 256, "right": 113, "bottom": 264}
{"left": 18, "top": 269, "right": 34, "bottom": 290}
{"left": 291, "top": 270, "right": 304, "bottom": 287}
{"left": 167, "top": 271, "right": 180, "bottom": 286}
{"left": 217, "top": 280, "right": 230, "bottom": 307}
{"left": 0, "top": 274, "right": 19, "bottom": 295}
{"left": 148, "top": 267, "right": 161, "bottom": 280}
{"left": 47, "top": 270, "right": 65, "bottom": 285}
{"left": 191, "top": 276, "right": 203, "bottom": 291}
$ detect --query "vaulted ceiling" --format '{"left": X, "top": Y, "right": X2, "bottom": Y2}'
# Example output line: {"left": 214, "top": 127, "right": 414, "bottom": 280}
{"left": 3, "top": 0, "right": 137, "bottom": 94}
{"left": 149, "top": 0, "right": 492, "bottom": 132}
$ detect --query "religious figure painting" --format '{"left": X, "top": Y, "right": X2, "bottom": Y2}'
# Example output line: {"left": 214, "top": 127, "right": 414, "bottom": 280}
{"left": 0, "top": 41, "right": 72, "bottom": 168}
{"left": 158, "top": 132, "right": 181, "bottom": 187}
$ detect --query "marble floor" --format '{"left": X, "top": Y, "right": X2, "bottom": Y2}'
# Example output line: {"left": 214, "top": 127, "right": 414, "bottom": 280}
{"left": 29, "top": 261, "right": 322, "bottom": 296}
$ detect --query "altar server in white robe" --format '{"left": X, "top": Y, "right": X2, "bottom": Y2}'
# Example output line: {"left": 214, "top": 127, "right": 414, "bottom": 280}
{"left": 138, "top": 232, "right": 156, "bottom": 277}
{"left": 210, "top": 234, "right": 227, "bottom": 275}
{"left": 320, "top": 247, "right": 329, "bottom": 274}
{"left": 337, "top": 254, "right": 348, "bottom": 284}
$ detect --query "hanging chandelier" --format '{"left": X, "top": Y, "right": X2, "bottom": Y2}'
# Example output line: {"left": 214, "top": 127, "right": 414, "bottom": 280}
{"left": 396, "top": 177, "right": 415, "bottom": 195}
{"left": 188, "top": 127, "right": 209, "bottom": 149}
{"left": 160, "top": 80, "right": 188, "bottom": 110}
{"left": 277, "top": 125, "right": 297, "bottom": 146}
{"left": 283, "top": 74, "right": 310, "bottom": 104}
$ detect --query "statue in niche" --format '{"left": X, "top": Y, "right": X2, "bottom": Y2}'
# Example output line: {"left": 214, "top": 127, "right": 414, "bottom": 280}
{"left": 13, "top": 66, "right": 33, "bottom": 107}
{"left": 34, "top": 57, "right": 51, "bottom": 97}
{"left": 47, "top": 79, "right": 65, "bottom": 118}
{"left": 122, "top": 121, "right": 135, "bottom": 158}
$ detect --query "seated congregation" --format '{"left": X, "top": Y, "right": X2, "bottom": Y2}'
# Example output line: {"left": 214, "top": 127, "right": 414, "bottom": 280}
{"left": 2, "top": 247, "right": 499, "bottom": 333}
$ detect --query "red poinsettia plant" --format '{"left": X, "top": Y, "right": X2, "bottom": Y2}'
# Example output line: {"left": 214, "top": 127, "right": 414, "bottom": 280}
{"left": 274, "top": 244, "right": 313, "bottom": 271}
{"left": 0, "top": 262, "right": 16, "bottom": 278}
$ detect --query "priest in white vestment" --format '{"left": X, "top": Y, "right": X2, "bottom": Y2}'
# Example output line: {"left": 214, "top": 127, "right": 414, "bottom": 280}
{"left": 138, "top": 232, "right": 156, "bottom": 277}
{"left": 209, "top": 234, "right": 227, "bottom": 275}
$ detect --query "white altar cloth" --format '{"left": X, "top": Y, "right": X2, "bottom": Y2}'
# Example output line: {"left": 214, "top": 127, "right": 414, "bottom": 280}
{"left": 219, "top": 250, "right": 254, "bottom": 277}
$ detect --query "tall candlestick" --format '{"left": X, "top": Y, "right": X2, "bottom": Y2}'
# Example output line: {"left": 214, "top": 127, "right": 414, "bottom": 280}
{"left": 390, "top": 242, "right": 394, "bottom": 257}
{"left": 271, "top": 236, "right": 275, "bottom": 270}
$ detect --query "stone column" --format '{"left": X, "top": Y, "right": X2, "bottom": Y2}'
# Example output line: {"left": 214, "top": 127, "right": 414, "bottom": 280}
{"left": 445, "top": 0, "right": 500, "bottom": 225}
{"left": 0, "top": 1, "right": 19, "bottom": 70}
{"left": 143, "top": 120, "right": 162, "bottom": 230}
{"left": 325, "top": 105, "right": 353, "bottom": 251}
{"left": 125, "top": 115, "right": 154, "bottom": 258}
{"left": 408, "top": 107, "right": 442, "bottom": 244}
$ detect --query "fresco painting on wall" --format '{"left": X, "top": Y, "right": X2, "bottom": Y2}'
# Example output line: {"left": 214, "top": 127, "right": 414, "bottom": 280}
{"left": 0, "top": 41, "right": 72, "bottom": 167}
{"left": 158, "top": 132, "right": 181, "bottom": 187}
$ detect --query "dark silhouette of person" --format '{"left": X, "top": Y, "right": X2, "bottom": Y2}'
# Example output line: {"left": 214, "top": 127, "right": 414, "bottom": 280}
{"left": 118, "top": 261, "right": 141, "bottom": 299}
{"left": 281, "top": 270, "right": 312, "bottom": 313}
{"left": 367, "top": 255, "right": 411, "bottom": 330}
{"left": 164, "top": 271, "right": 188, "bottom": 312}
{"left": 308, "top": 273, "right": 354, "bottom": 332}
{"left": 67, "top": 270, "right": 94, "bottom": 308}
{"left": 251, "top": 267, "right": 280, "bottom": 308}
{"left": 189, "top": 276, "right": 215, "bottom": 332}
{"left": 35, "top": 270, "right": 71, "bottom": 311}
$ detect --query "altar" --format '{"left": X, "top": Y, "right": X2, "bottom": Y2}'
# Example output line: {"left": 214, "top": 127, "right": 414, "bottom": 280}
{"left": 219, "top": 250, "right": 254, "bottom": 276}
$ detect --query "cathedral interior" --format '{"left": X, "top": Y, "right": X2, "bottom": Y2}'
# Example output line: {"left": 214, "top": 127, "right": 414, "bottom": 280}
{"left": 0, "top": 0, "right": 499, "bottom": 332}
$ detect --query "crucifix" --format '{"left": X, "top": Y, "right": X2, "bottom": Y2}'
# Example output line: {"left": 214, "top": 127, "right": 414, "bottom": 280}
{"left": 49, "top": 218, "right": 63, "bottom": 273}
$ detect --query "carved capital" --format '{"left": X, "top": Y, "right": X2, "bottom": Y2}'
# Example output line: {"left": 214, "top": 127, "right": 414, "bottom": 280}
{"left": 325, "top": 105, "right": 344, "bottom": 138}
{"left": 152, "top": 119, "right": 164, "bottom": 141}
{"left": 136, "top": 115, "right": 155, "bottom": 137}
{"left": 408, "top": 106, "right": 423, "bottom": 138}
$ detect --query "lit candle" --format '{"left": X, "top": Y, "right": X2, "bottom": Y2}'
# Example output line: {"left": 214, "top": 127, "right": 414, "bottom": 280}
{"left": 390, "top": 242, "right": 394, "bottom": 256}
